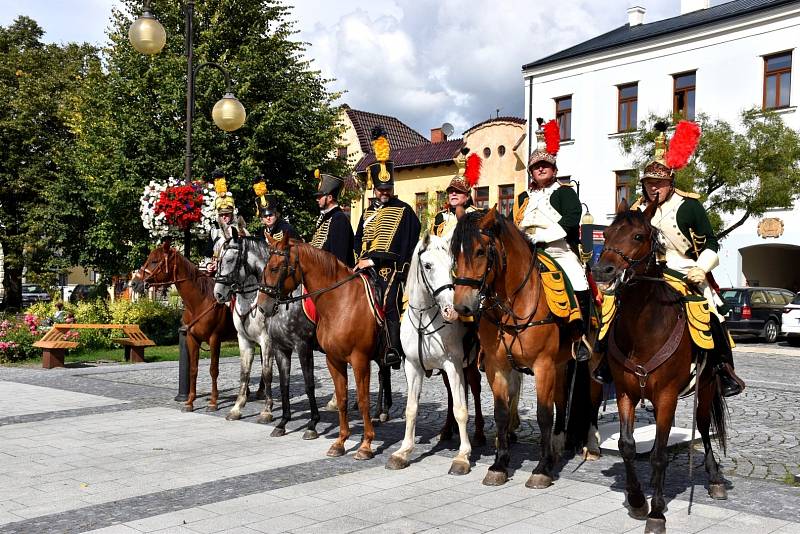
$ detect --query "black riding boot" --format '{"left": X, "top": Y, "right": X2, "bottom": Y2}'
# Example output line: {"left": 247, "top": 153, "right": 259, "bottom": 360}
{"left": 574, "top": 290, "right": 592, "bottom": 362}
{"left": 383, "top": 320, "right": 403, "bottom": 370}
{"left": 591, "top": 336, "right": 613, "bottom": 384}
{"left": 710, "top": 317, "right": 744, "bottom": 397}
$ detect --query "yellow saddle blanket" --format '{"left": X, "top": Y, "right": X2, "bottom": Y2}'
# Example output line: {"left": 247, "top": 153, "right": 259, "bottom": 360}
{"left": 537, "top": 251, "right": 582, "bottom": 323}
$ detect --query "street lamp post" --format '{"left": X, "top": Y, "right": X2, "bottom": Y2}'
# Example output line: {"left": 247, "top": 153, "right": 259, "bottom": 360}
{"left": 130, "top": 0, "right": 246, "bottom": 402}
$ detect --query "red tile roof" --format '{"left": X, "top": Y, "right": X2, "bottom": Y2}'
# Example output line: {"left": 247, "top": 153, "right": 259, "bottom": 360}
{"left": 355, "top": 138, "right": 465, "bottom": 172}
{"left": 344, "top": 105, "right": 430, "bottom": 154}
{"left": 463, "top": 116, "right": 526, "bottom": 136}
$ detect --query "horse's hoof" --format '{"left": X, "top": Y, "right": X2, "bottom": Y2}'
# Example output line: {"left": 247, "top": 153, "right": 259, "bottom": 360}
{"left": 525, "top": 473, "right": 553, "bottom": 489}
{"left": 354, "top": 448, "right": 374, "bottom": 461}
{"left": 626, "top": 500, "right": 649, "bottom": 520}
{"left": 386, "top": 455, "right": 409, "bottom": 470}
{"left": 582, "top": 446, "right": 601, "bottom": 461}
{"left": 254, "top": 390, "right": 267, "bottom": 400}
{"left": 472, "top": 433, "right": 487, "bottom": 447}
{"left": 270, "top": 427, "right": 286, "bottom": 438}
{"left": 482, "top": 469, "right": 508, "bottom": 486}
{"left": 206, "top": 404, "right": 218, "bottom": 412}
{"left": 644, "top": 517, "right": 666, "bottom": 534}
{"left": 225, "top": 412, "right": 241, "bottom": 421}
{"left": 708, "top": 483, "right": 728, "bottom": 500}
{"left": 509, "top": 431, "right": 518, "bottom": 444}
{"left": 324, "top": 399, "right": 338, "bottom": 412}
{"left": 327, "top": 444, "right": 345, "bottom": 457}
{"left": 257, "top": 412, "right": 273, "bottom": 424}
{"left": 448, "top": 460, "right": 471, "bottom": 476}
{"left": 302, "top": 429, "right": 319, "bottom": 440}
{"left": 379, "top": 412, "right": 389, "bottom": 423}
{"left": 181, "top": 404, "right": 194, "bottom": 413}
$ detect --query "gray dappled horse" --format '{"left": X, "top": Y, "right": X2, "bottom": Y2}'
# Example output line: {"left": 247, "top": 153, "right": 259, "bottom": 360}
{"left": 213, "top": 231, "right": 320, "bottom": 439}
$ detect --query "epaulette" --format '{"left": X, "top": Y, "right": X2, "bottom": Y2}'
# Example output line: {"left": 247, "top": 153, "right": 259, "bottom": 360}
{"left": 674, "top": 188, "right": 701, "bottom": 199}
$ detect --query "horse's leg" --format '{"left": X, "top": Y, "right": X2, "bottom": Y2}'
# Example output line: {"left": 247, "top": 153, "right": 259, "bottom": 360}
{"left": 552, "top": 360, "right": 568, "bottom": 462}
{"left": 508, "top": 371, "right": 521, "bottom": 443}
{"left": 583, "top": 379, "right": 603, "bottom": 460}
{"left": 439, "top": 370, "right": 456, "bottom": 441}
{"left": 466, "top": 360, "right": 486, "bottom": 446}
{"left": 353, "top": 354, "right": 375, "bottom": 460}
{"left": 254, "top": 346, "right": 267, "bottom": 400}
{"left": 269, "top": 349, "right": 292, "bottom": 438}
{"left": 183, "top": 334, "right": 200, "bottom": 412}
{"left": 226, "top": 334, "right": 255, "bottom": 421}
{"left": 698, "top": 376, "right": 727, "bottom": 500}
{"left": 387, "top": 358, "right": 423, "bottom": 470}
{"left": 646, "top": 392, "right": 678, "bottom": 534}
{"left": 483, "top": 366, "right": 511, "bottom": 486}
{"left": 326, "top": 357, "right": 350, "bottom": 458}
{"left": 207, "top": 335, "right": 220, "bottom": 411}
{"left": 618, "top": 393, "right": 648, "bottom": 519}
{"left": 526, "top": 360, "right": 556, "bottom": 489}
{"left": 375, "top": 364, "right": 392, "bottom": 423}
{"left": 298, "top": 344, "right": 320, "bottom": 440}
{"left": 444, "top": 359, "right": 471, "bottom": 476}
{"left": 256, "top": 341, "right": 275, "bottom": 424}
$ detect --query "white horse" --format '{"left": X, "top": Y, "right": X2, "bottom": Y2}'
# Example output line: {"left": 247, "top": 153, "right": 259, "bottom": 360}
{"left": 387, "top": 233, "right": 472, "bottom": 475}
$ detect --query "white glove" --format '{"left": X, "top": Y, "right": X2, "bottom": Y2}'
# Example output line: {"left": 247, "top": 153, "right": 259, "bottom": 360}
{"left": 686, "top": 267, "right": 706, "bottom": 284}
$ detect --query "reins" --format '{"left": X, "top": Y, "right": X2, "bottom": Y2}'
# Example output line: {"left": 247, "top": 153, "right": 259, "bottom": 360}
{"left": 408, "top": 246, "right": 454, "bottom": 372}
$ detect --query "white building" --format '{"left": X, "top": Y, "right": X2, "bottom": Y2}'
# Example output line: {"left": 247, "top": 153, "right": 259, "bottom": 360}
{"left": 522, "top": 0, "right": 800, "bottom": 290}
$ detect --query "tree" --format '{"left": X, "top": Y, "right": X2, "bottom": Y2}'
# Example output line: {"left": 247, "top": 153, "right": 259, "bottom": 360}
{"left": 70, "top": 0, "right": 346, "bottom": 277}
{"left": 0, "top": 17, "right": 97, "bottom": 309}
{"left": 618, "top": 109, "right": 800, "bottom": 238}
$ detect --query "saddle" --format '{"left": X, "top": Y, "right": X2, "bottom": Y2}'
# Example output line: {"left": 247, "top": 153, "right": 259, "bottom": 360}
{"left": 536, "top": 250, "right": 582, "bottom": 323}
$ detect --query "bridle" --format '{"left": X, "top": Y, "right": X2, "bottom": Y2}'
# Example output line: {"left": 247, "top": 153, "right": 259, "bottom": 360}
{"left": 452, "top": 230, "right": 502, "bottom": 295}
{"left": 141, "top": 249, "right": 185, "bottom": 287}
{"left": 600, "top": 225, "right": 665, "bottom": 288}
{"left": 214, "top": 238, "right": 261, "bottom": 295}
{"left": 416, "top": 247, "right": 454, "bottom": 302}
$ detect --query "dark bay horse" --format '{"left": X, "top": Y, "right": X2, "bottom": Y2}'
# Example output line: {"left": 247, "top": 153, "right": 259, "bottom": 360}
{"left": 139, "top": 242, "right": 237, "bottom": 412}
{"left": 257, "top": 235, "right": 390, "bottom": 460}
{"left": 591, "top": 200, "right": 729, "bottom": 534}
{"left": 451, "top": 208, "right": 592, "bottom": 489}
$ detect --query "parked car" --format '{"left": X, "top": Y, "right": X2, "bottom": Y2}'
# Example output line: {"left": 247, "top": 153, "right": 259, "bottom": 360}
{"left": 68, "top": 284, "right": 103, "bottom": 303}
{"left": 781, "top": 293, "right": 800, "bottom": 346}
{"left": 21, "top": 284, "right": 52, "bottom": 306}
{"left": 720, "top": 287, "right": 795, "bottom": 343}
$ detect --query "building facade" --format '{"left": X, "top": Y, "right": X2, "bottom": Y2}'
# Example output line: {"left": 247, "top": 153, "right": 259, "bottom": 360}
{"left": 522, "top": 0, "right": 800, "bottom": 289}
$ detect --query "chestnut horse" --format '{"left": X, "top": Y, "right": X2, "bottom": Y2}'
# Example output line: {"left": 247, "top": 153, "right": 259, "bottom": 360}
{"left": 591, "top": 200, "right": 729, "bottom": 534}
{"left": 139, "top": 242, "right": 237, "bottom": 412}
{"left": 257, "top": 235, "right": 388, "bottom": 460}
{"left": 451, "top": 208, "right": 592, "bottom": 489}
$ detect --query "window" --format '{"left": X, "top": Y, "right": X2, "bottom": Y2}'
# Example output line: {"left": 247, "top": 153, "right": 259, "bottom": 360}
{"left": 498, "top": 185, "right": 514, "bottom": 216}
{"left": 618, "top": 83, "right": 638, "bottom": 132}
{"left": 475, "top": 186, "right": 489, "bottom": 210}
{"left": 555, "top": 95, "right": 572, "bottom": 140}
{"left": 498, "top": 145, "right": 506, "bottom": 157}
{"left": 673, "top": 71, "right": 696, "bottom": 120}
{"left": 615, "top": 170, "right": 635, "bottom": 206}
{"left": 436, "top": 190, "right": 447, "bottom": 211}
{"left": 337, "top": 146, "right": 347, "bottom": 160}
{"left": 764, "top": 52, "right": 792, "bottom": 109}
{"left": 415, "top": 193, "right": 427, "bottom": 219}
{"left": 483, "top": 147, "right": 491, "bottom": 158}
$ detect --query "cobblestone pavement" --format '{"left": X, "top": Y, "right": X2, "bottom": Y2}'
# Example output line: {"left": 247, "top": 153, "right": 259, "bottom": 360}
{"left": 0, "top": 340, "right": 798, "bottom": 533}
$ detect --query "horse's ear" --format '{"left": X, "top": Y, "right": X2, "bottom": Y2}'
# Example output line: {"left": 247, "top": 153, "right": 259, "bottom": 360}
{"left": 280, "top": 232, "right": 290, "bottom": 247}
{"left": 616, "top": 198, "right": 629, "bottom": 214}
{"left": 236, "top": 215, "right": 247, "bottom": 236}
{"left": 643, "top": 193, "right": 659, "bottom": 221}
{"left": 422, "top": 233, "right": 430, "bottom": 248}
{"left": 265, "top": 233, "right": 276, "bottom": 247}
{"left": 161, "top": 239, "right": 171, "bottom": 252}
{"left": 231, "top": 227, "right": 239, "bottom": 241}
{"left": 479, "top": 206, "right": 498, "bottom": 230}
{"left": 455, "top": 205, "right": 466, "bottom": 220}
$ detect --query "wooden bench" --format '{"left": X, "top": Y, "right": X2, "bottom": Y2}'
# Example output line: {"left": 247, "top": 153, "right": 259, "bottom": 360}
{"left": 33, "top": 324, "right": 156, "bottom": 369}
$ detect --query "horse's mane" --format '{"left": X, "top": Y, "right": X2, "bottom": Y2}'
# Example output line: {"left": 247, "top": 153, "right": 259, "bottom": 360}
{"left": 611, "top": 208, "right": 652, "bottom": 230}
{"left": 450, "top": 210, "right": 532, "bottom": 263}
{"left": 175, "top": 252, "right": 216, "bottom": 295}
{"left": 295, "top": 240, "right": 350, "bottom": 280}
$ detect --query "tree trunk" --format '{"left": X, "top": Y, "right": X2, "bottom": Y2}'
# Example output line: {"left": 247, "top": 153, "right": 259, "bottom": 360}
{"left": 2, "top": 265, "right": 23, "bottom": 311}
{"left": 717, "top": 210, "right": 751, "bottom": 240}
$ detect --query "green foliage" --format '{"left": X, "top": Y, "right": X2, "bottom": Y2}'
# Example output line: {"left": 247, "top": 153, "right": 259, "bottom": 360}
{"left": 618, "top": 109, "right": 800, "bottom": 238}
{"left": 0, "top": 315, "right": 41, "bottom": 363}
{"left": 108, "top": 298, "right": 182, "bottom": 345}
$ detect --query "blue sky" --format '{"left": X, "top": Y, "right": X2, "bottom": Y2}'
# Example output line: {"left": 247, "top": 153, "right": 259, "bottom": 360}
{"left": 1, "top": 0, "right": 693, "bottom": 134}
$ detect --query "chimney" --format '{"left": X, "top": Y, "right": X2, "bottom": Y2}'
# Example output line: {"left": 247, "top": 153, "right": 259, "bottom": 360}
{"left": 627, "top": 6, "right": 646, "bottom": 26}
{"left": 430, "top": 127, "right": 447, "bottom": 143}
{"left": 681, "top": 0, "right": 709, "bottom": 14}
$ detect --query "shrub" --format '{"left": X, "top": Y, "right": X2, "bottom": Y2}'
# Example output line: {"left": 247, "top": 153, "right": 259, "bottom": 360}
{"left": 109, "top": 298, "right": 181, "bottom": 345}
{"left": 0, "top": 316, "right": 43, "bottom": 363}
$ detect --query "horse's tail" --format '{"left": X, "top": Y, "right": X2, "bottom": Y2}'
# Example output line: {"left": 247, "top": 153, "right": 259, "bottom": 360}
{"left": 565, "top": 358, "right": 593, "bottom": 451}
{"left": 710, "top": 377, "right": 729, "bottom": 455}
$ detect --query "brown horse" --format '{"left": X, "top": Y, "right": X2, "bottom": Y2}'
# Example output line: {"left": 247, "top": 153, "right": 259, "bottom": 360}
{"left": 451, "top": 208, "right": 592, "bottom": 488}
{"left": 139, "top": 242, "right": 237, "bottom": 412}
{"left": 591, "top": 200, "right": 729, "bottom": 534}
{"left": 257, "top": 235, "right": 386, "bottom": 460}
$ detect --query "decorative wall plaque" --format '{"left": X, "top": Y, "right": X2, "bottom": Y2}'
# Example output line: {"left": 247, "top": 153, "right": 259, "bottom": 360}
{"left": 757, "top": 217, "right": 784, "bottom": 239}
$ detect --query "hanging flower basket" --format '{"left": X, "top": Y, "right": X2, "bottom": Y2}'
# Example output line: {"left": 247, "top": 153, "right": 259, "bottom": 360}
{"left": 140, "top": 177, "right": 217, "bottom": 238}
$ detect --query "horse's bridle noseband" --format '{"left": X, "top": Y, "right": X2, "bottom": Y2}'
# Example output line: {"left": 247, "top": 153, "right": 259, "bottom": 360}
{"left": 601, "top": 226, "right": 664, "bottom": 286}
{"left": 417, "top": 248, "right": 454, "bottom": 300}
{"left": 141, "top": 249, "right": 181, "bottom": 287}
{"left": 452, "top": 231, "right": 501, "bottom": 295}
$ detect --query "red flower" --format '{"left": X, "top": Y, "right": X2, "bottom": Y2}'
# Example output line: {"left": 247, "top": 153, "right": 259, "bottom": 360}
{"left": 155, "top": 184, "right": 204, "bottom": 230}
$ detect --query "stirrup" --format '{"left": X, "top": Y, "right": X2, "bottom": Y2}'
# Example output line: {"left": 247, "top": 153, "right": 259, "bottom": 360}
{"left": 592, "top": 360, "right": 613, "bottom": 384}
{"left": 383, "top": 348, "right": 402, "bottom": 369}
{"left": 573, "top": 337, "right": 591, "bottom": 362}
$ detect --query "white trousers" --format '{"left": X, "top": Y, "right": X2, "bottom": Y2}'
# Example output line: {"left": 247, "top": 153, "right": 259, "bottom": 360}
{"left": 666, "top": 255, "right": 724, "bottom": 321}
{"left": 542, "top": 238, "right": 588, "bottom": 292}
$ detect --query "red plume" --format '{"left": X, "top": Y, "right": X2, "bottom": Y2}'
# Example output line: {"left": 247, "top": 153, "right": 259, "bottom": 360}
{"left": 464, "top": 153, "right": 482, "bottom": 187}
{"left": 665, "top": 120, "right": 701, "bottom": 170}
{"left": 543, "top": 120, "right": 560, "bottom": 155}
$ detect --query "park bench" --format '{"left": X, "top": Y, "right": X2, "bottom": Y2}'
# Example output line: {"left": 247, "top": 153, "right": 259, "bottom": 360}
{"left": 33, "top": 324, "right": 156, "bottom": 369}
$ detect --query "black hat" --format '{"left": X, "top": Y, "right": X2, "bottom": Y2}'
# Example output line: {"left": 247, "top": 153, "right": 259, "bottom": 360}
{"left": 258, "top": 195, "right": 280, "bottom": 218}
{"left": 366, "top": 125, "right": 394, "bottom": 189}
{"left": 314, "top": 170, "right": 344, "bottom": 198}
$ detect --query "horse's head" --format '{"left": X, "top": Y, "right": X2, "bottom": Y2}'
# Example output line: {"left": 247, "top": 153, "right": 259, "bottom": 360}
{"left": 257, "top": 233, "right": 299, "bottom": 317}
{"left": 451, "top": 207, "right": 501, "bottom": 316}
{"left": 413, "top": 234, "right": 459, "bottom": 322}
{"left": 128, "top": 270, "right": 145, "bottom": 295}
{"left": 213, "top": 228, "right": 245, "bottom": 303}
{"left": 138, "top": 240, "right": 177, "bottom": 288}
{"left": 591, "top": 198, "right": 662, "bottom": 290}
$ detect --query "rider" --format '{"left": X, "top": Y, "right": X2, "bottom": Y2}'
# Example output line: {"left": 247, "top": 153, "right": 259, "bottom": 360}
{"left": 205, "top": 168, "right": 237, "bottom": 275}
{"left": 253, "top": 176, "right": 298, "bottom": 241}
{"left": 311, "top": 169, "right": 355, "bottom": 267}
{"left": 514, "top": 118, "right": 592, "bottom": 362}
{"left": 594, "top": 121, "right": 744, "bottom": 397}
{"left": 433, "top": 148, "right": 480, "bottom": 239}
{"left": 355, "top": 126, "right": 421, "bottom": 369}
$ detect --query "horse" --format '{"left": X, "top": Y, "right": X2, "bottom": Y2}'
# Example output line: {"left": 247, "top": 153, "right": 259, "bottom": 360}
{"left": 451, "top": 207, "right": 593, "bottom": 489}
{"left": 386, "top": 233, "right": 480, "bottom": 474}
{"left": 590, "top": 199, "right": 729, "bottom": 534}
{"left": 257, "top": 235, "right": 392, "bottom": 460}
{"left": 138, "top": 241, "right": 237, "bottom": 412}
{"left": 213, "top": 231, "right": 320, "bottom": 439}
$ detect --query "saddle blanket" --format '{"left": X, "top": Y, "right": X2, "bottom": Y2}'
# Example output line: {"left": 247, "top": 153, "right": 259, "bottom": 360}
{"left": 537, "top": 250, "right": 582, "bottom": 323}
{"left": 300, "top": 274, "right": 386, "bottom": 326}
